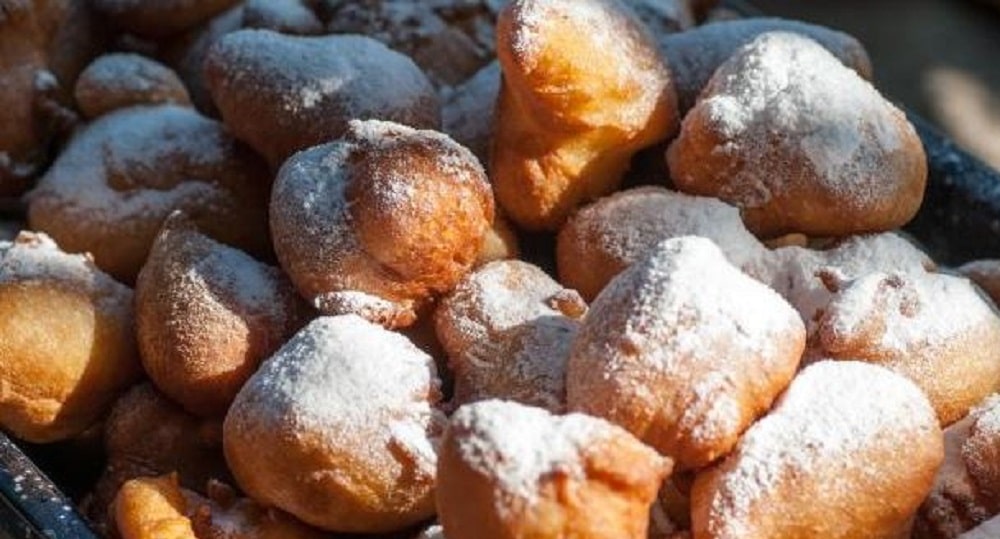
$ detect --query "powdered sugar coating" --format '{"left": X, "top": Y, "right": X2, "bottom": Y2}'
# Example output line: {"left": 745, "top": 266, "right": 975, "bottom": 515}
{"left": 676, "top": 32, "right": 906, "bottom": 212}
{"left": 224, "top": 315, "right": 445, "bottom": 527}
{"left": 436, "top": 260, "right": 586, "bottom": 412}
{"left": 659, "top": 17, "right": 872, "bottom": 112}
{"left": 697, "top": 361, "right": 941, "bottom": 538}
{"left": 819, "top": 271, "right": 995, "bottom": 357}
{"left": 568, "top": 236, "right": 804, "bottom": 469}
{"left": 0, "top": 231, "right": 131, "bottom": 315}
{"left": 447, "top": 400, "right": 621, "bottom": 503}
{"left": 204, "top": 29, "right": 440, "bottom": 166}
{"left": 762, "top": 233, "right": 933, "bottom": 328}
{"left": 228, "top": 315, "right": 442, "bottom": 459}
{"left": 415, "top": 523, "right": 446, "bottom": 539}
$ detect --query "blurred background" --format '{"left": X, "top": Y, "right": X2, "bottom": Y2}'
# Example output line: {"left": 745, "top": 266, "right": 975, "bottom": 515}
{"left": 753, "top": 0, "right": 1000, "bottom": 172}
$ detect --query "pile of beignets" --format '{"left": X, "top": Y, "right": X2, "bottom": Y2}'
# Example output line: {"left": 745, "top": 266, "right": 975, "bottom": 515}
{"left": 2, "top": 0, "right": 1000, "bottom": 538}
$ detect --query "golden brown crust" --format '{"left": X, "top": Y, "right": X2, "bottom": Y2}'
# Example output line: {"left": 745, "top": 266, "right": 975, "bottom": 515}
{"left": 692, "top": 361, "right": 943, "bottom": 539}
{"left": 74, "top": 53, "right": 191, "bottom": 119}
{"left": 0, "top": 232, "right": 141, "bottom": 443}
{"left": 136, "top": 214, "right": 308, "bottom": 417}
{"left": 567, "top": 237, "right": 804, "bottom": 470}
{"left": 437, "top": 400, "right": 670, "bottom": 539}
{"left": 492, "top": 0, "right": 679, "bottom": 231}
{"left": 667, "top": 32, "right": 925, "bottom": 238}
{"left": 26, "top": 105, "right": 271, "bottom": 283}
{"left": 270, "top": 120, "right": 494, "bottom": 329}
{"left": 203, "top": 29, "right": 440, "bottom": 169}
{"left": 114, "top": 474, "right": 197, "bottom": 539}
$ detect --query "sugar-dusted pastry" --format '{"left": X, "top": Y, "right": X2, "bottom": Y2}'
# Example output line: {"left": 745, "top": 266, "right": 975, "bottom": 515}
{"left": 658, "top": 18, "right": 873, "bottom": 112}
{"left": 556, "top": 187, "right": 767, "bottom": 301}
{"left": 160, "top": 4, "right": 243, "bottom": 113}
{"left": 668, "top": 32, "right": 926, "bottom": 238}
{"left": 91, "top": 0, "right": 239, "bottom": 38}
{"left": 437, "top": 399, "right": 671, "bottom": 539}
{"left": 204, "top": 29, "right": 440, "bottom": 168}
{"left": 0, "top": 232, "right": 141, "bottom": 443}
{"left": 27, "top": 104, "right": 271, "bottom": 283}
{"left": 692, "top": 360, "right": 943, "bottom": 539}
{"left": 74, "top": 53, "right": 191, "bottom": 119}
{"left": 567, "top": 237, "right": 805, "bottom": 470}
{"left": 224, "top": 315, "right": 446, "bottom": 533}
{"left": 916, "top": 395, "right": 1000, "bottom": 538}
{"left": 492, "top": 0, "right": 679, "bottom": 230}
{"left": 136, "top": 213, "right": 308, "bottom": 417}
{"left": 270, "top": 120, "right": 494, "bottom": 328}
{"left": 815, "top": 271, "right": 1000, "bottom": 425}
{"left": 435, "top": 260, "right": 587, "bottom": 412}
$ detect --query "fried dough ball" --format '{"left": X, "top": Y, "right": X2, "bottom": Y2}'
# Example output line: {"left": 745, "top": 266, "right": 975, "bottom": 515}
{"left": 26, "top": 104, "right": 271, "bottom": 283}
{"left": 224, "top": 315, "right": 446, "bottom": 533}
{"left": 0, "top": 0, "right": 106, "bottom": 196}
{"left": 0, "top": 232, "right": 141, "bottom": 443}
{"left": 435, "top": 260, "right": 587, "bottom": 412}
{"left": 113, "top": 474, "right": 327, "bottom": 539}
{"left": 692, "top": 361, "right": 943, "bottom": 539}
{"left": 668, "top": 32, "right": 926, "bottom": 238}
{"left": 492, "top": 0, "right": 679, "bottom": 231}
{"left": 91, "top": 0, "right": 239, "bottom": 38}
{"left": 556, "top": 187, "right": 767, "bottom": 301}
{"left": 270, "top": 120, "right": 494, "bottom": 328}
{"left": 136, "top": 214, "right": 308, "bottom": 417}
{"left": 203, "top": 29, "right": 440, "bottom": 168}
{"left": 74, "top": 53, "right": 191, "bottom": 119}
{"left": 916, "top": 396, "right": 1000, "bottom": 538}
{"left": 658, "top": 18, "right": 873, "bottom": 113}
{"left": 437, "top": 400, "right": 671, "bottom": 539}
{"left": 567, "top": 237, "right": 805, "bottom": 470}
{"left": 815, "top": 271, "right": 1000, "bottom": 425}
{"left": 958, "top": 260, "right": 1000, "bottom": 306}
